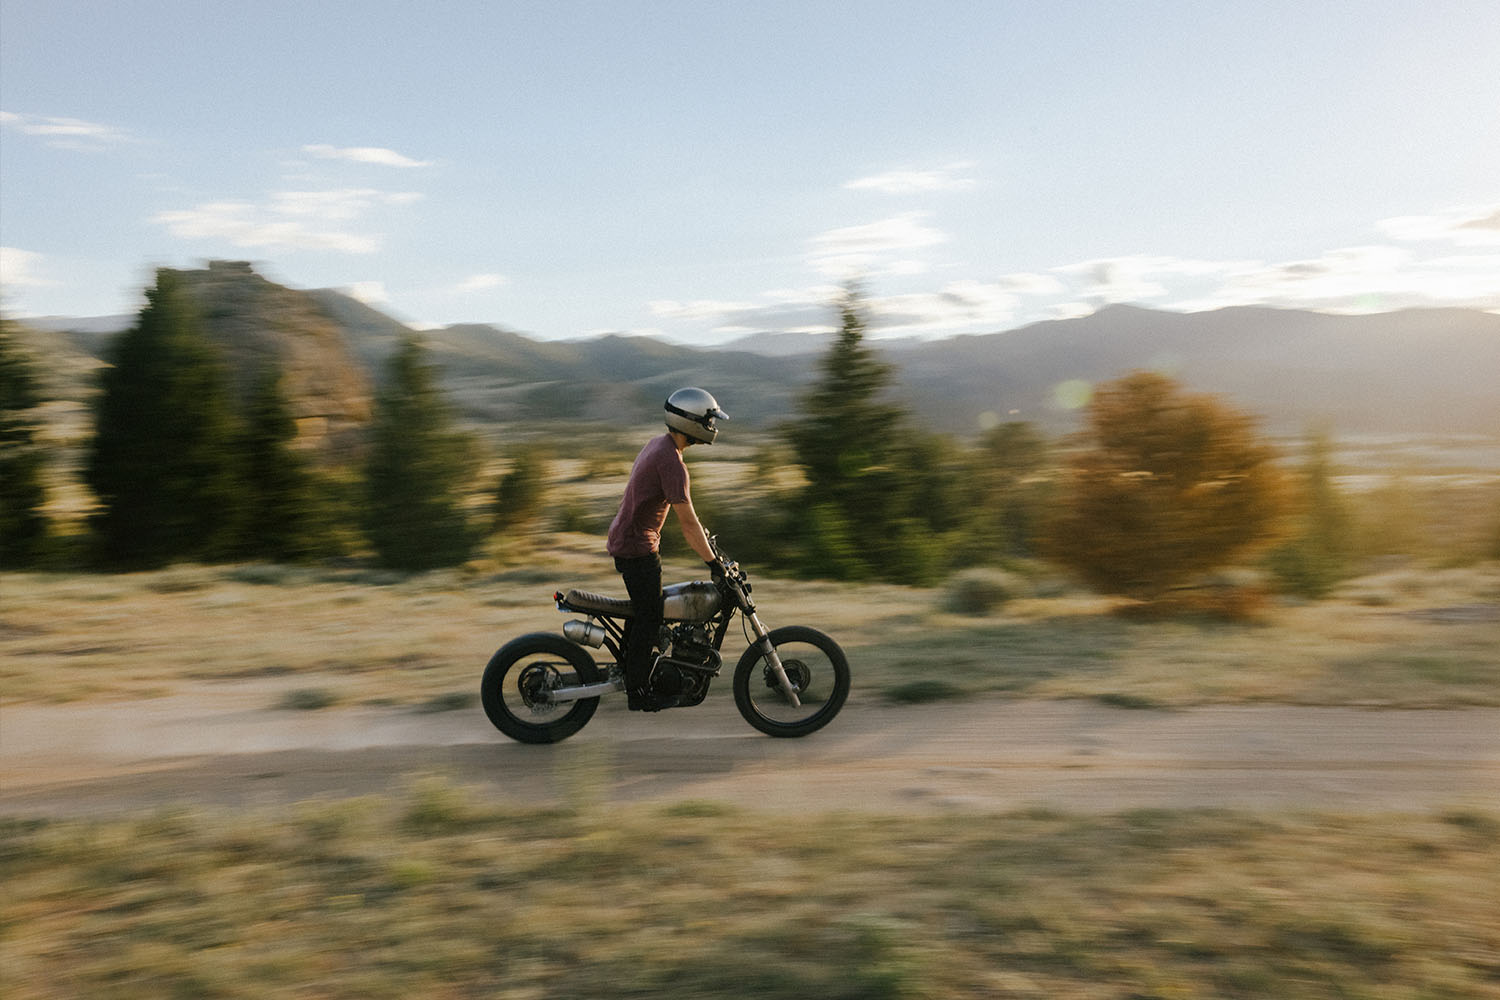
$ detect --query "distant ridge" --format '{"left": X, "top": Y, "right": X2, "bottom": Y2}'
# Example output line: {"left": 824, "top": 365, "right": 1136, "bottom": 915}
{"left": 715, "top": 330, "right": 926, "bottom": 357}
{"left": 18, "top": 265, "right": 1500, "bottom": 437}
{"left": 890, "top": 304, "right": 1500, "bottom": 434}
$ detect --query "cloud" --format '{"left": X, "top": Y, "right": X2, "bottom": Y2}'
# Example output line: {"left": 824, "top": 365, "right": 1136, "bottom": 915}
{"left": 302, "top": 144, "right": 434, "bottom": 168}
{"left": 1164, "top": 244, "right": 1500, "bottom": 314}
{"left": 648, "top": 298, "right": 758, "bottom": 322}
{"left": 0, "top": 110, "right": 132, "bottom": 150}
{"left": 994, "top": 272, "right": 1068, "bottom": 296}
{"left": 454, "top": 273, "right": 508, "bottom": 293}
{"left": 152, "top": 187, "right": 421, "bottom": 254}
{"left": 343, "top": 281, "right": 390, "bottom": 306}
{"left": 650, "top": 200, "right": 1500, "bottom": 343}
{"left": 807, "top": 212, "right": 948, "bottom": 277}
{"left": 649, "top": 294, "right": 834, "bottom": 335}
{"left": 649, "top": 274, "right": 1072, "bottom": 339}
{"left": 869, "top": 281, "right": 1020, "bottom": 333}
{"left": 1378, "top": 203, "right": 1500, "bottom": 247}
{"left": 844, "top": 162, "right": 977, "bottom": 195}
{"left": 270, "top": 188, "right": 423, "bottom": 220}
{"left": 1054, "top": 258, "right": 1168, "bottom": 303}
{"left": 1038, "top": 236, "right": 1497, "bottom": 317}
{"left": 0, "top": 246, "right": 55, "bottom": 288}
{"left": 154, "top": 202, "right": 380, "bottom": 253}
{"left": 1053, "top": 255, "right": 1255, "bottom": 306}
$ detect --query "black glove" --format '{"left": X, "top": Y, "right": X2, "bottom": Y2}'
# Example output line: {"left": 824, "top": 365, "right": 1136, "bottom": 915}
{"left": 707, "top": 559, "right": 727, "bottom": 585}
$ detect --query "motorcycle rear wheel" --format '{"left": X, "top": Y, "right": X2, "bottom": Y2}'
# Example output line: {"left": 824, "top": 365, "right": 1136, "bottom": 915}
{"left": 481, "top": 633, "right": 602, "bottom": 744}
{"left": 733, "top": 625, "right": 850, "bottom": 738}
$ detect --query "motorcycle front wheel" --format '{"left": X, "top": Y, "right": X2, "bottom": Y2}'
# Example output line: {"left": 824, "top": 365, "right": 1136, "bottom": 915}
{"left": 733, "top": 625, "right": 850, "bottom": 738}
{"left": 481, "top": 633, "right": 602, "bottom": 744}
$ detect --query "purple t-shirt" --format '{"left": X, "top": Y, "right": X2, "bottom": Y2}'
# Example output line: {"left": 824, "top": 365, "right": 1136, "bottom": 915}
{"left": 606, "top": 434, "right": 690, "bottom": 557}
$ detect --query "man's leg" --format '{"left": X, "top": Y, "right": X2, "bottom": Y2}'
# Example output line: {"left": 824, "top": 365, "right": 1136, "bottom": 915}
{"left": 614, "top": 553, "right": 663, "bottom": 710}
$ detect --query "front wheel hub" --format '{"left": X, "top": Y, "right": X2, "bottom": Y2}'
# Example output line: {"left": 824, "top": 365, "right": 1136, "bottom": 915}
{"left": 767, "top": 658, "right": 810, "bottom": 694}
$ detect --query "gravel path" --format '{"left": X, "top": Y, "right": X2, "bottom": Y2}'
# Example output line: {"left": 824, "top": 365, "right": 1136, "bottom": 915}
{"left": 3, "top": 685, "right": 1497, "bottom": 816}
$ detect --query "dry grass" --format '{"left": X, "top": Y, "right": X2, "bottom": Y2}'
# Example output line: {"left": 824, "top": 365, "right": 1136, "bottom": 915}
{"left": 2, "top": 791, "right": 1496, "bottom": 999}
{"left": 2, "top": 550, "right": 1498, "bottom": 709}
{"left": 830, "top": 562, "right": 1500, "bottom": 709}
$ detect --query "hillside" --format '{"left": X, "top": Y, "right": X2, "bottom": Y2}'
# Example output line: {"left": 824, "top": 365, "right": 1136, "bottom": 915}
{"left": 891, "top": 304, "right": 1500, "bottom": 435}
{"left": 15, "top": 264, "right": 1500, "bottom": 439}
{"left": 175, "top": 263, "right": 373, "bottom": 460}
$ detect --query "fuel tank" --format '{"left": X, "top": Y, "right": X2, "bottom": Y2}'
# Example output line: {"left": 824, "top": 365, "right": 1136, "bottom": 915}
{"left": 661, "top": 581, "right": 722, "bottom": 622}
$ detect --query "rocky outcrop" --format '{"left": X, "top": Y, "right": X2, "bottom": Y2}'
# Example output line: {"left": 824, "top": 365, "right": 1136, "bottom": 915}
{"left": 176, "top": 262, "right": 372, "bottom": 463}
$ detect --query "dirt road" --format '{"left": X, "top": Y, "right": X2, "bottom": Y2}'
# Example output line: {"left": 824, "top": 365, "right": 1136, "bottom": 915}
{"left": 3, "top": 684, "right": 1497, "bottom": 817}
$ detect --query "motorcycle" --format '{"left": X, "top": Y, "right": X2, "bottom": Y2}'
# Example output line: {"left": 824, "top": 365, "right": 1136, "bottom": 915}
{"left": 480, "top": 539, "right": 850, "bottom": 744}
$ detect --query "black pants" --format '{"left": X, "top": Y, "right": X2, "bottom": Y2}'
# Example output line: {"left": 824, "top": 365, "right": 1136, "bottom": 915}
{"left": 614, "top": 553, "right": 662, "bottom": 693}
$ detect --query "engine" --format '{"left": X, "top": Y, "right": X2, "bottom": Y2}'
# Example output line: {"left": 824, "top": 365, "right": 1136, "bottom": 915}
{"left": 646, "top": 624, "right": 722, "bottom": 708}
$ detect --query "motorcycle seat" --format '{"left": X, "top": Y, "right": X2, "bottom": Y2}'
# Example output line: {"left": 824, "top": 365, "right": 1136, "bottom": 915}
{"left": 559, "top": 589, "right": 635, "bottom": 617}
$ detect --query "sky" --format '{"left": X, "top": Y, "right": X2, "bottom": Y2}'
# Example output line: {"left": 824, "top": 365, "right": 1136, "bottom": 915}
{"left": 2, "top": 0, "right": 1498, "bottom": 344}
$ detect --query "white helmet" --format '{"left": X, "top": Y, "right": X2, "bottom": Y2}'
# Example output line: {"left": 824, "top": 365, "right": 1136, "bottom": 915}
{"left": 664, "top": 387, "right": 729, "bottom": 444}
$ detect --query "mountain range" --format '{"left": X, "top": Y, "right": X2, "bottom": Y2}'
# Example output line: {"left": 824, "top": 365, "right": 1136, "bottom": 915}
{"left": 17, "top": 263, "right": 1500, "bottom": 442}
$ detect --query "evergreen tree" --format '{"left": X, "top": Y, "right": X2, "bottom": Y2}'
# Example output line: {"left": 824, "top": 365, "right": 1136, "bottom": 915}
{"left": 0, "top": 320, "right": 51, "bottom": 567}
{"left": 236, "top": 367, "right": 332, "bottom": 561}
{"left": 784, "top": 284, "right": 950, "bottom": 581}
{"left": 787, "top": 284, "right": 902, "bottom": 510}
{"left": 85, "top": 270, "right": 243, "bottom": 567}
{"left": 1042, "top": 371, "right": 1285, "bottom": 601}
{"left": 362, "top": 335, "right": 479, "bottom": 570}
{"left": 492, "top": 445, "right": 548, "bottom": 533}
{"left": 1267, "top": 432, "right": 1355, "bottom": 598}
{"left": 969, "top": 421, "right": 1051, "bottom": 561}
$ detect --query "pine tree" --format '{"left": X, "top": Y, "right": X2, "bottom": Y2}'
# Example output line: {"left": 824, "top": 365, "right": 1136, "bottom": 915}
{"left": 784, "top": 284, "right": 927, "bottom": 580}
{"left": 85, "top": 270, "right": 243, "bottom": 567}
{"left": 1268, "top": 432, "right": 1355, "bottom": 598}
{"left": 361, "top": 335, "right": 479, "bottom": 570}
{"left": 0, "top": 320, "right": 51, "bottom": 567}
{"left": 236, "top": 367, "right": 328, "bottom": 561}
{"left": 492, "top": 445, "right": 548, "bottom": 533}
{"left": 787, "top": 284, "right": 902, "bottom": 510}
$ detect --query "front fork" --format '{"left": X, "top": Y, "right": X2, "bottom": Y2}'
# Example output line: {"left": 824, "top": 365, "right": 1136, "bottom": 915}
{"left": 746, "top": 611, "right": 802, "bottom": 708}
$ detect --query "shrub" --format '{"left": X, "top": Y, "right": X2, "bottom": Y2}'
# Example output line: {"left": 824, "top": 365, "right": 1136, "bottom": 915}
{"left": 943, "top": 567, "right": 1028, "bottom": 614}
{"left": 416, "top": 691, "right": 476, "bottom": 713}
{"left": 552, "top": 498, "right": 606, "bottom": 535}
{"left": 277, "top": 688, "right": 340, "bottom": 710}
{"left": 1042, "top": 371, "right": 1286, "bottom": 601}
{"left": 1268, "top": 433, "right": 1355, "bottom": 598}
{"left": 885, "top": 679, "right": 964, "bottom": 703}
{"left": 493, "top": 446, "right": 549, "bottom": 532}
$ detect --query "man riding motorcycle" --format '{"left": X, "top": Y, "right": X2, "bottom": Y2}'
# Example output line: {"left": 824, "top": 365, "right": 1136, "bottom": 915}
{"left": 605, "top": 388, "right": 729, "bottom": 711}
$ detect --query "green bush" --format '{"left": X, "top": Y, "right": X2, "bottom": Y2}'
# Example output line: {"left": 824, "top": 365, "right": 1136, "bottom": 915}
{"left": 942, "top": 567, "right": 1028, "bottom": 614}
{"left": 276, "top": 688, "right": 340, "bottom": 710}
{"left": 885, "top": 678, "right": 964, "bottom": 703}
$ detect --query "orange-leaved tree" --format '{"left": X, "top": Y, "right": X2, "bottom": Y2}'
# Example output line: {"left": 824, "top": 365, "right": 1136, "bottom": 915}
{"left": 1043, "top": 371, "right": 1285, "bottom": 600}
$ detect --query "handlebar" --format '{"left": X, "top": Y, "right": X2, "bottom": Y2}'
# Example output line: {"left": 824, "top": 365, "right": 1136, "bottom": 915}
{"left": 707, "top": 535, "right": 751, "bottom": 600}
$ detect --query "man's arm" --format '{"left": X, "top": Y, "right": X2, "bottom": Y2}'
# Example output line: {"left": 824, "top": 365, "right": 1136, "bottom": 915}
{"left": 671, "top": 500, "right": 716, "bottom": 563}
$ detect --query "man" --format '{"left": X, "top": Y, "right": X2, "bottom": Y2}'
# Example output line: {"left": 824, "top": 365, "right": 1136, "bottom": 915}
{"left": 605, "top": 387, "right": 727, "bottom": 711}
